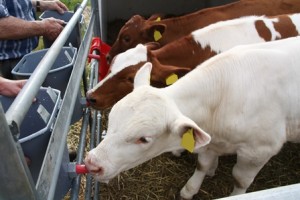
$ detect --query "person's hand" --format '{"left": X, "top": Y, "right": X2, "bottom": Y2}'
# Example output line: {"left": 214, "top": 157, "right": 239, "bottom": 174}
{"left": 40, "top": 0, "right": 69, "bottom": 14}
{"left": 41, "top": 17, "right": 65, "bottom": 41}
{"left": 0, "top": 77, "right": 27, "bottom": 97}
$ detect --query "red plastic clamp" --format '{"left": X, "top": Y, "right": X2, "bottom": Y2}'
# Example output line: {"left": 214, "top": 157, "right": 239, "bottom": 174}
{"left": 68, "top": 162, "right": 89, "bottom": 178}
{"left": 76, "top": 164, "right": 89, "bottom": 174}
{"left": 88, "top": 37, "right": 111, "bottom": 81}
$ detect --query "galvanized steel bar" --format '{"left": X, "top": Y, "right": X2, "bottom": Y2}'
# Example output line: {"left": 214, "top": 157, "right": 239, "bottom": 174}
{"left": 91, "top": 1, "right": 105, "bottom": 198}
{"left": 78, "top": 43, "right": 101, "bottom": 200}
{"left": 36, "top": 1, "right": 92, "bottom": 199}
{"left": 61, "top": 1, "right": 102, "bottom": 199}
{"left": 0, "top": 105, "right": 38, "bottom": 200}
{"left": 5, "top": 1, "right": 87, "bottom": 136}
{"left": 93, "top": 111, "right": 102, "bottom": 200}
{"left": 69, "top": 16, "right": 100, "bottom": 200}
{"left": 84, "top": 112, "right": 96, "bottom": 200}
{"left": 92, "top": 45, "right": 101, "bottom": 200}
{"left": 70, "top": 107, "right": 91, "bottom": 199}
{"left": 93, "top": 71, "right": 102, "bottom": 199}
{"left": 97, "top": 0, "right": 106, "bottom": 41}
{"left": 84, "top": 57, "right": 98, "bottom": 200}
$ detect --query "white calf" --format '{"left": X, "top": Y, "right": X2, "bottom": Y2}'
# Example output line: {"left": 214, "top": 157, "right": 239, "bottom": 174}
{"left": 85, "top": 37, "right": 300, "bottom": 199}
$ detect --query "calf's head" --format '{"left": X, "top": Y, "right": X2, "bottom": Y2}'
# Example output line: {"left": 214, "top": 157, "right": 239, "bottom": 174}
{"left": 84, "top": 63, "right": 211, "bottom": 183}
{"left": 107, "top": 14, "right": 166, "bottom": 63}
{"left": 87, "top": 44, "right": 191, "bottom": 110}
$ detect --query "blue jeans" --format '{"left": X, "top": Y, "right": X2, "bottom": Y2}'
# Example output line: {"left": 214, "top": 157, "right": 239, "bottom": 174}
{"left": 0, "top": 58, "right": 21, "bottom": 79}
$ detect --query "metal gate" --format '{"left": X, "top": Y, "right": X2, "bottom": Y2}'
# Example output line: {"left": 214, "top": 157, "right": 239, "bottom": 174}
{"left": 0, "top": 0, "right": 103, "bottom": 199}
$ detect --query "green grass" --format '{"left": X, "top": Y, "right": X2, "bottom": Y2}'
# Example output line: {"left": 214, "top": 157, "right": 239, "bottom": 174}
{"left": 61, "top": 0, "right": 84, "bottom": 12}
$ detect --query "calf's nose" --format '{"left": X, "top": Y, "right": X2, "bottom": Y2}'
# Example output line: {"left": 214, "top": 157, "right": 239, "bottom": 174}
{"left": 86, "top": 90, "right": 92, "bottom": 99}
{"left": 86, "top": 90, "right": 97, "bottom": 105}
{"left": 84, "top": 153, "right": 104, "bottom": 175}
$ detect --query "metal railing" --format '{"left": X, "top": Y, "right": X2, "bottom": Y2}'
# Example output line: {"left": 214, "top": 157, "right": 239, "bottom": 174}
{"left": 0, "top": 0, "right": 102, "bottom": 199}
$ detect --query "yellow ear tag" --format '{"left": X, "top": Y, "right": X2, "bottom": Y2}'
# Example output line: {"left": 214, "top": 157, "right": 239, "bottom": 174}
{"left": 181, "top": 129, "right": 195, "bottom": 153}
{"left": 155, "top": 17, "right": 161, "bottom": 22}
{"left": 166, "top": 73, "right": 178, "bottom": 85}
{"left": 154, "top": 30, "right": 162, "bottom": 41}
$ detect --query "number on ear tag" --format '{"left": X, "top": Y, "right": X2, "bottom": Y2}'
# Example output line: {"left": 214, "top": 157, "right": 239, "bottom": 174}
{"left": 181, "top": 129, "right": 195, "bottom": 153}
{"left": 154, "top": 30, "right": 162, "bottom": 41}
{"left": 166, "top": 73, "right": 178, "bottom": 85}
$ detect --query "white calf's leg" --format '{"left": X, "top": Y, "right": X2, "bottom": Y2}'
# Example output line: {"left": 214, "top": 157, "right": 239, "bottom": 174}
{"left": 180, "top": 150, "right": 218, "bottom": 199}
{"left": 231, "top": 151, "right": 273, "bottom": 195}
{"left": 207, "top": 156, "right": 218, "bottom": 177}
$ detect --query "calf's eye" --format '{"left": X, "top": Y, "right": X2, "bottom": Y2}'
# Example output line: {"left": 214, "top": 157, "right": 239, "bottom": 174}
{"left": 137, "top": 136, "right": 149, "bottom": 144}
{"left": 127, "top": 76, "right": 134, "bottom": 83}
{"left": 123, "top": 35, "right": 131, "bottom": 43}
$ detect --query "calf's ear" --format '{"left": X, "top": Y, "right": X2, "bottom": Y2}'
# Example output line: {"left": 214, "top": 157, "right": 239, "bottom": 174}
{"left": 151, "top": 64, "right": 191, "bottom": 86}
{"left": 171, "top": 116, "right": 211, "bottom": 152}
{"left": 147, "top": 13, "right": 165, "bottom": 21}
{"left": 144, "top": 24, "right": 166, "bottom": 39}
{"left": 134, "top": 62, "right": 152, "bottom": 88}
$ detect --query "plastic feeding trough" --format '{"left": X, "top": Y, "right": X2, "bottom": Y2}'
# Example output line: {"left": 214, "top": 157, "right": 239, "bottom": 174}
{"left": 11, "top": 47, "right": 83, "bottom": 124}
{"left": 39, "top": 10, "right": 83, "bottom": 49}
{"left": 0, "top": 87, "right": 60, "bottom": 183}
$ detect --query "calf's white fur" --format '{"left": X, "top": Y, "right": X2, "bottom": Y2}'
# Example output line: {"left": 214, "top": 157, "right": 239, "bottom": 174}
{"left": 85, "top": 37, "right": 300, "bottom": 199}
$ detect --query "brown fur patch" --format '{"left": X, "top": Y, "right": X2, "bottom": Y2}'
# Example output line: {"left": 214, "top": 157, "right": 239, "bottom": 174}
{"left": 273, "top": 15, "right": 298, "bottom": 39}
{"left": 255, "top": 20, "right": 272, "bottom": 41}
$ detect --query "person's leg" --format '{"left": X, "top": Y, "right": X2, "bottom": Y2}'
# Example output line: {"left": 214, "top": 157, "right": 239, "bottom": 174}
{"left": 0, "top": 59, "right": 21, "bottom": 79}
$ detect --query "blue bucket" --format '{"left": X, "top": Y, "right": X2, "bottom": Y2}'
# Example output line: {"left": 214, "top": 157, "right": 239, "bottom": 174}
{"left": 0, "top": 87, "right": 61, "bottom": 182}
{"left": 11, "top": 47, "right": 83, "bottom": 124}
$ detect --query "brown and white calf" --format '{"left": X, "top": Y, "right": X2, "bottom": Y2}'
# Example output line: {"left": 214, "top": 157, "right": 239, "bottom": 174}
{"left": 85, "top": 36, "right": 300, "bottom": 199}
{"left": 107, "top": 0, "right": 300, "bottom": 62}
{"left": 87, "top": 13, "right": 300, "bottom": 110}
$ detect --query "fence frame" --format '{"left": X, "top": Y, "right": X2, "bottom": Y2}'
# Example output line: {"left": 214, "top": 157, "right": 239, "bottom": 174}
{"left": 0, "top": 0, "right": 101, "bottom": 199}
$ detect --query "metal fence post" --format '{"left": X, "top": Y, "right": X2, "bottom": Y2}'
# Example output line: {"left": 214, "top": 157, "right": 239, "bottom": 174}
{"left": 0, "top": 104, "right": 38, "bottom": 200}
